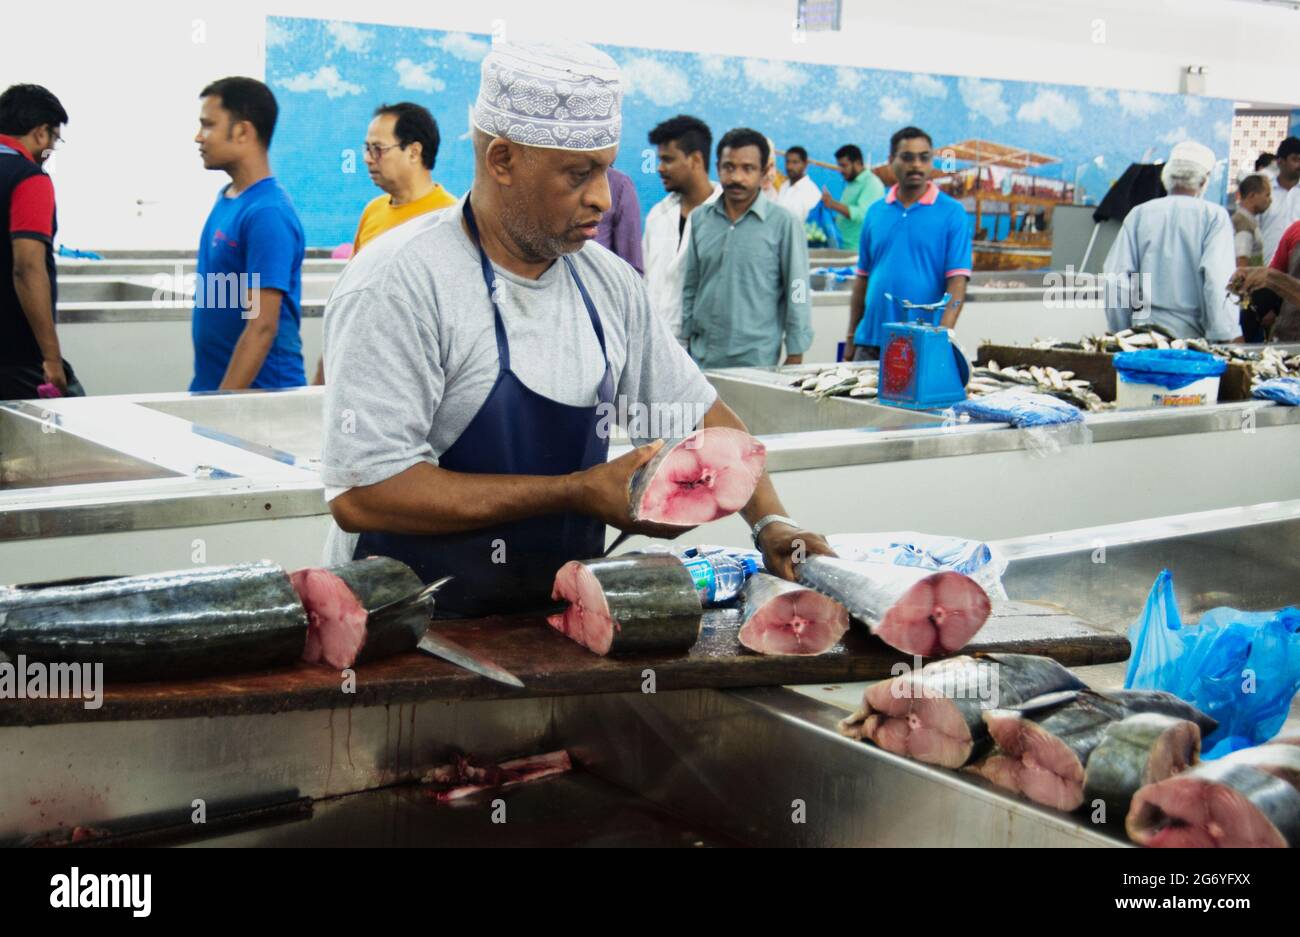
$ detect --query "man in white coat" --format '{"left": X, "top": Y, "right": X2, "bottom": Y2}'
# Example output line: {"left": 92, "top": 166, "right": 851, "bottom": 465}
{"left": 1103, "top": 140, "right": 1242, "bottom": 342}
{"left": 642, "top": 115, "right": 721, "bottom": 342}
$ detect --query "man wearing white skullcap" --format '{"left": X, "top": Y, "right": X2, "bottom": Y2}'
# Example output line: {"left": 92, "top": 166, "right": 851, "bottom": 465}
{"left": 1102, "top": 140, "right": 1242, "bottom": 342}
{"left": 319, "top": 40, "right": 832, "bottom": 615}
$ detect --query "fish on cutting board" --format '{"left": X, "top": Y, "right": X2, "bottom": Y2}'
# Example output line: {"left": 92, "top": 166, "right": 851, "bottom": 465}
{"left": 290, "top": 557, "right": 434, "bottom": 670}
{"left": 1127, "top": 738, "right": 1300, "bottom": 848}
{"left": 1081, "top": 712, "right": 1203, "bottom": 824}
{"left": 977, "top": 689, "right": 1216, "bottom": 812}
{"left": 0, "top": 562, "right": 308, "bottom": 681}
{"left": 795, "top": 555, "right": 990, "bottom": 656}
{"left": 628, "top": 428, "right": 766, "bottom": 526}
{"left": 0, "top": 557, "right": 440, "bottom": 683}
{"left": 547, "top": 554, "right": 703, "bottom": 656}
{"left": 737, "top": 572, "right": 849, "bottom": 656}
{"left": 839, "top": 653, "right": 1086, "bottom": 768}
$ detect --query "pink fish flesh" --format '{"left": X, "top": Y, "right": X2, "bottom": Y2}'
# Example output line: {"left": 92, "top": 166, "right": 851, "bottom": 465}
{"left": 738, "top": 572, "right": 849, "bottom": 656}
{"left": 796, "top": 555, "right": 990, "bottom": 656}
{"left": 629, "top": 428, "right": 766, "bottom": 526}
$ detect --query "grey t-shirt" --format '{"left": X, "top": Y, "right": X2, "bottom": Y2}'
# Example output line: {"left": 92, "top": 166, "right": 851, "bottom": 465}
{"left": 320, "top": 196, "right": 717, "bottom": 564}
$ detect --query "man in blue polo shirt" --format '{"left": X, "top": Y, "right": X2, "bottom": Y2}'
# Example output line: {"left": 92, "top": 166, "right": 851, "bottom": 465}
{"left": 846, "top": 126, "right": 972, "bottom": 361}
{"left": 191, "top": 76, "right": 305, "bottom": 391}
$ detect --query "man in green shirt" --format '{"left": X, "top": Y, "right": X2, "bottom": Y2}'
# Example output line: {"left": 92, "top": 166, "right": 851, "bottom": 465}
{"left": 822, "top": 144, "right": 885, "bottom": 252}
{"left": 681, "top": 128, "right": 812, "bottom": 369}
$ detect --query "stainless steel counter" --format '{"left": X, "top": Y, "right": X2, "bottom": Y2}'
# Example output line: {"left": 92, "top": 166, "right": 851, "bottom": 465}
{"left": 57, "top": 298, "right": 328, "bottom": 324}
{"left": 5, "top": 377, "right": 1300, "bottom": 564}
{"left": 5, "top": 501, "right": 1297, "bottom": 846}
{"left": 0, "top": 684, "right": 1123, "bottom": 847}
{"left": 0, "top": 393, "right": 323, "bottom": 545}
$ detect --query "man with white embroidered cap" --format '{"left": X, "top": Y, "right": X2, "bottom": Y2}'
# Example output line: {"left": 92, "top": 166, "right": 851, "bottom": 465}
{"left": 320, "top": 40, "right": 832, "bottom": 617}
{"left": 1102, "top": 140, "right": 1241, "bottom": 342}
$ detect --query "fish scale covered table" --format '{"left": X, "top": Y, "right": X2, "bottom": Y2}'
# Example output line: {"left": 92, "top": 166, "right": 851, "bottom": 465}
{"left": 0, "top": 600, "right": 1128, "bottom": 726}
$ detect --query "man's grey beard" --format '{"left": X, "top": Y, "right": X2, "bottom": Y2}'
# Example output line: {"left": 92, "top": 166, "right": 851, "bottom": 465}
{"left": 499, "top": 198, "right": 573, "bottom": 260}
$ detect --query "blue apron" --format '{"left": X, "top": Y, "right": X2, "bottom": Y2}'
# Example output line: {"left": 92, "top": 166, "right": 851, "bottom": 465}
{"left": 354, "top": 198, "right": 614, "bottom": 616}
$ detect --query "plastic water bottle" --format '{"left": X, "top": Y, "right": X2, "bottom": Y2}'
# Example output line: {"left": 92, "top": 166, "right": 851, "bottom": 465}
{"left": 680, "top": 553, "right": 760, "bottom": 605}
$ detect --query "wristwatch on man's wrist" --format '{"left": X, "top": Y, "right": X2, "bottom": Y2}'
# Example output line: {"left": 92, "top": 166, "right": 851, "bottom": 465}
{"left": 751, "top": 514, "right": 799, "bottom": 548}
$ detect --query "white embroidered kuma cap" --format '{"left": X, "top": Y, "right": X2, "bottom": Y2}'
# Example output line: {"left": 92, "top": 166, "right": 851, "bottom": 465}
{"left": 471, "top": 40, "right": 623, "bottom": 151}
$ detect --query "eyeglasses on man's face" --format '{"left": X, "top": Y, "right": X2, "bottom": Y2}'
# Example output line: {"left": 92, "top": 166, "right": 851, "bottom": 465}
{"left": 363, "top": 142, "right": 405, "bottom": 159}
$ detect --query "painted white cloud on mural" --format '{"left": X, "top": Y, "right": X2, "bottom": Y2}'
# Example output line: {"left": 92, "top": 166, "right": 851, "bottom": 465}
{"left": 1087, "top": 87, "right": 1111, "bottom": 107}
{"left": 806, "top": 101, "right": 856, "bottom": 128}
{"left": 281, "top": 66, "right": 363, "bottom": 98}
{"left": 742, "top": 57, "right": 806, "bottom": 92}
{"left": 959, "top": 77, "right": 1009, "bottom": 125}
{"left": 326, "top": 21, "right": 375, "bottom": 55}
{"left": 621, "top": 56, "right": 692, "bottom": 106}
{"left": 1116, "top": 91, "right": 1164, "bottom": 117}
{"left": 395, "top": 59, "right": 445, "bottom": 93}
{"left": 1017, "top": 90, "right": 1082, "bottom": 132}
{"left": 1214, "top": 120, "right": 1232, "bottom": 141}
{"left": 835, "top": 67, "right": 862, "bottom": 91}
{"left": 265, "top": 19, "right": 290, "bottom": 49}
{"left": 1185, "top": 97, "right": 1204, "bottom": 117}
{"left": 1158, "top": 126, "right": 1190, "bottom": 145}
{"left": 698, "top": 54, "right": 730, "bottom": 78}
{"left": 425, "top": 32, "right": 490, "bottom": 61}
{"left": 910, "top": 74, "right": 948, "bottom": 99}
{"left": 879, "top": 96, "right": 912, "bottom": 123}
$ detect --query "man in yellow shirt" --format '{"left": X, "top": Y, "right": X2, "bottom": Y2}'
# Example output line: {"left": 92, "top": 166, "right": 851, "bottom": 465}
{"left": 352, "top": 102, "right": 456, "bottom": 251}
{"left": 315, "top": 102, "right": 456, "bottom": 382}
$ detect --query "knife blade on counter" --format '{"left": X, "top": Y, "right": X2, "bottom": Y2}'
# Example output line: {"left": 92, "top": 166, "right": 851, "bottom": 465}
{"left": 417, "top": 630, "right": 524, "bottom": 689}
{"left": 371, "top": 575, "right": 525, "bottom": 689}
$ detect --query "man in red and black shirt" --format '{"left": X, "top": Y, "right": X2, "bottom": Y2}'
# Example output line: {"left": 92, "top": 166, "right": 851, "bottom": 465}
{"left": 1231, "top": 217, "right": 1300, "bottom": 341}
{"left": 0, "top": 83, "right": 83, "bottom": 399}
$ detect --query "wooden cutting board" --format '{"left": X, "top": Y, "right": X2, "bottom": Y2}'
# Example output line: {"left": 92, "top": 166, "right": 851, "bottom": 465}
{"left": 0, "top": 600, "right": 1128, "bottom": 726}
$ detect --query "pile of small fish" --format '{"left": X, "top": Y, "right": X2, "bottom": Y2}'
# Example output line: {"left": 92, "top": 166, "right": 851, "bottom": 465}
{"left": 968, "top": 360, "right": 1107, "bottom": 411}
{"left": 1029, "top": 327, "right": 1300, "bottom": 389}
{"left": 1216, "top": 343, "right": 1300, "bottom": 388}
{"left": 1031, "top": 325, "right": 1180, "bottom": 353}
{"left": 788, "top": 365, "right": 879, "bottom": 399}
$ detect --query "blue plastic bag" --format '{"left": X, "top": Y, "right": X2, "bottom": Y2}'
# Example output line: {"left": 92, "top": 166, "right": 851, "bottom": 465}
{"left": 1113, "top": 349, "right": 1226, "bottom": 390}
{"left": 808, "top": 201, "right": 841, "bottom": 250}
{"left": 1124, "top": 569, "right": 1300, "bottom": 758}
{"left": 56, "top": 245, "right": 104, "bottom": 260}
{"left": 952, "top": 388, "right": 1084, "bottom": 428}
{"left": 1253, "top": 377, "right": 1300, "bottom": 406}
{"left": 811, "top": 265, "right": 855, "bottom": 280}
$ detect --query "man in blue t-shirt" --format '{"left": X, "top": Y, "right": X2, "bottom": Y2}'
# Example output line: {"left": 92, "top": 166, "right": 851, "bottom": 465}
{"left": 846, "top": 126, "right": 973, "bottom": 361}
{"left": 190, "top": 76, "right": 305, "bottom": 391}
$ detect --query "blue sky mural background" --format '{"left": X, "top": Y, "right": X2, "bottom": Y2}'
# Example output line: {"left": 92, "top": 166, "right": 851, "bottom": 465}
{"left": 266, "top": 16, "right": 1234, "bottom": 248}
